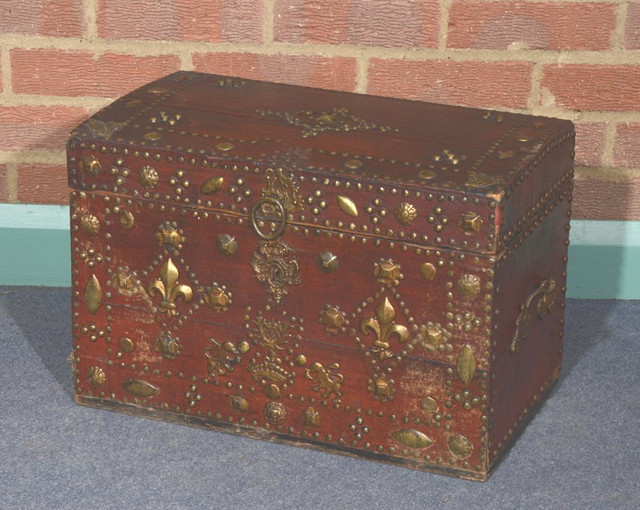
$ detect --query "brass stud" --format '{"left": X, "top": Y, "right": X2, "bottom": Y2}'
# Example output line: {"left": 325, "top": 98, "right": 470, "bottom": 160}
{"left": 419, "top": 262, "right": 436, "bottom": 281}
{"left": 459, "top": 212, "right": 484, "bottom": 234}
{"left": 119, "top": 210, "right": 135, "bottom": 229}
{"left": 81, "top": 156, "right": 101, "bottom": 177}
{"left": 318, "top": 251, "right": 338, "bottom": 272}
{"left": 119, "top": 337, "right": 134, "bottom": 353}
{"left": 216, "top": 142, "right": 234, "bottom": 152}
{"left": 344, "top": 159, "right": 363, "bottom": 169}
{"left": 217, "top": 234, "right": 238, "bottom": 255}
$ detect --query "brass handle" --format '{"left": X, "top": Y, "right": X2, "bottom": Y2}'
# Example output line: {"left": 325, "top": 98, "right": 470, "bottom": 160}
{"left": 250, "top": 196, "right": 287, "bottom": 240}
{"left": 510, "top": 278, "right": 558, "bottom": 352}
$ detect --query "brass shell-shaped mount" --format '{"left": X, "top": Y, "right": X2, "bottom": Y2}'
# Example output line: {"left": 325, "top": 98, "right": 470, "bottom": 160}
{"left": 457, "top": 274, "right": 481, "bottom": 300}
{"left": 448, "top": 434, "right": 474, "bottom": 459}
{"left": 87, "top": 366, "right": 106, "bottom": 387}
{"left": 394, "top": 202, "right": 417, "bottom": 226}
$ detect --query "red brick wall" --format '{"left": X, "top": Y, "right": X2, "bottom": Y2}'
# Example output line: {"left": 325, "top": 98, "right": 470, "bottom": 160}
{"left": 1, "top": 0, "right": 638, "bottom": 219}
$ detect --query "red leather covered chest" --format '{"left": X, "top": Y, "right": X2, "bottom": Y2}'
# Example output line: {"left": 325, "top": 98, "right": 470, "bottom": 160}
{"left": 68, "top": 72, "right": 574, "bottom": 480}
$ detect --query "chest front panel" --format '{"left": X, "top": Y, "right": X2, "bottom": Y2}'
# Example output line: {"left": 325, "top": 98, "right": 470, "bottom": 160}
{"left": 71, "top": 178, "right": 495, "bottom": 476}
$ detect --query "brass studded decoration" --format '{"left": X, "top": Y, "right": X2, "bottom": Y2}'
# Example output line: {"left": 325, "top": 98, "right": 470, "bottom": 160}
{"left": 369, "top": 375, "right": 395, "bottom": 400}
{"left": 80, "top": 155, "right": 101, "bottom": 177}
{"left": 420, "top": 396, "right": 439, "bottom": 414}
{"left": 305, "top": 362, "right": 344, "bottom": 404}
{"left": 71, "top": 119, "right": 127, "bottom": 140}
{"left": 85, "top": 274, "right": 102, "bottom": 315}
{"left": 205, "top": 338, "right": 250, "bottom": 378}
{"left": 201, "top": 176, "right": 224, "bottom": 195}
{"left": 229, "top": 394, "right": 249, "bottom": 413}
{"left": 448, "top": 434, "right": 474, "bottom": 459}
{"left": 147, "top": 258, "right": 193, "bottom": 317}
{"left": 138, "top": 165, "right": 159, "bottom": 189}
{"left": 456, "top": 345, "right": 476, "bottom": 384}
{"left": 303, "top": 407, "right": 320, "bottom": 427}
{"left": 511, "top": 278, "right": 558, "bottom": 352}
{"left": 156, "top": 221, "right": 185, "bottom": 250}
{"left": 336, "top": 195, "right": 358, "bottom": 217}
{"left": 122, "top": 379, "right": 160, "bottom": 397}
{"left": 112, "top": 266, "right": 146, "bottom": 298}
{"left": 251, "top": 240, "right": 301, "bottom": 304}
{"left": 419, "top": 262, "right": 437, "bottom": 281}
{"left": 248, "top": 315, "right": 294, "bottom": 384}
{"left": 80, "top": 214, "right": 100, "bottom": 235}
{"left": 217, "top": 234, "right": 238, "bottom": 255}
{"left": 156, "top": 331, "right": 182, "bottom": 359}
{"left": 394, "top": 202, "right": 417, "bottom": 226}
{"left": 119, "top": 210, "right": 135, "bottom": 229}
{"left": 360, "top": 297, "right": 409, "bottom": 361}
{"left": 318, "top": 251, "right": 338, "bottom": 273}
{"left": 262, "top": 167, "right": 303, "bottom": 213}
{"left": 391, "top": 429, "right": 434, "bottom": 449}
{"left": 417, "top": 323, "right": 450, "bottom": 352}
{"left": 264, "top": 401, "right": 287, "bottom": 425}
{"left": 465, "top": 170, "right": 505, "bottom": 190}
{"left": 319, "top": 305, "right": 347, "bottom": 335}
{"left": 459, "top": 212, "right": 484, "bottom": 234}
{"left": 256, "top": 106, "right": 397, "bottom": 138}
{"left": 119, "top": 337, "right": 135, "bottom": 353}
{"left": 205, "top": 284, "right": 231, "bottom": 312}
{"left": 374, "top": 259, "right": 402, "bottom": 285}
{"left": 87, "top": 366, "right": 106, "bottom": 387}
{"left": 457, "top": 274, "right": 481, "bottom": 300}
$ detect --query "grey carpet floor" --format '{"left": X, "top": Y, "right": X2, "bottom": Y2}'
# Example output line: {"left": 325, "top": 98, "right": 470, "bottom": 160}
{"left": 0, "top": 287, "right": 638, "bottom": 510}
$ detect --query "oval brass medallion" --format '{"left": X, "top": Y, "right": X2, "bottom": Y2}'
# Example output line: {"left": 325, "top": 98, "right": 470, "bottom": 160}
{"left": 456, "top": 345, "right": 476, "bottom": 384}
{"left": 391, "top": 429, "right": 433, "bottom": 449}
{"left": 122, "top": 379, "right": 160, "bottom": 397}
{"left": 85, "top": 274, "right": 102, "bottom": 315}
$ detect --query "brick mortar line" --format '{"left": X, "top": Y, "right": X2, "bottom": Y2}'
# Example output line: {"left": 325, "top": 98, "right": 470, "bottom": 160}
{"left": 528, "top": 62, "right": 544, "bottom": 110}
{"left": 456, "top": 0, "right": 629, "bottom": 3}
{"left": 575, "top": 166, "right": 640, "bottom": 180}
{"left": 439, "top": 0, "right": 452, "bottom": 51}
{"left": 6, "top": 162, "right": 17, "bottom": 201}
{"left": 612, "top": 2, "right": 628, "bottom": 50}
{"left": 355, "top": 55, "right": 369, "bottom": 93}
{"left": 2, "top": 35, "right": 640, "bottom": 64}
{"left": 0, "top": 95, "right": 112, "bottom": 109}
{"left": 1, "top": 47, "right": 12, "bottom": 94}
{"left": 264, "top": 0, "right": 275, "bottom": 44}
{"left": 84, "top": 0, "right": 98, "bottom": 40}
{"left": 1, "top": 90, "right": 640, "bottom": 123}
{"left": 0, "top": 151, "right": 67, "bottom": 165}
{"left": 602, "top": 122, "right": 618, "bottom": 167}
{"left": 178, "top": 51, "right": 193, "bottom": 71}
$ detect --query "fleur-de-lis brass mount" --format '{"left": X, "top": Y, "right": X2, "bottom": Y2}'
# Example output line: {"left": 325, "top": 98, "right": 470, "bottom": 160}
{"left": 148, "top": 258, "right": 193, "bottom": 317}
{"left": 360, "top": 297, "right": 409, "bottom": 361}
